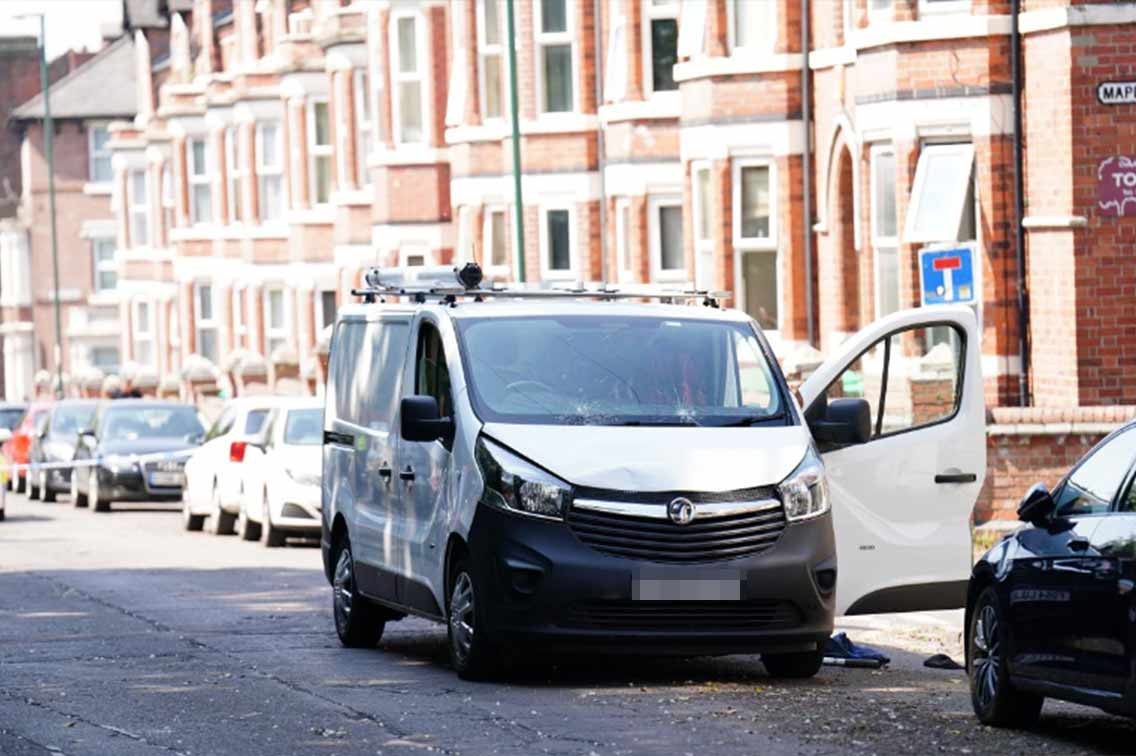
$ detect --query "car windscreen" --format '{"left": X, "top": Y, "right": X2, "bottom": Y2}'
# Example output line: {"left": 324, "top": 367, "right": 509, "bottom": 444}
{"left": 101, "top": 406, "right": 204, "bottom": 443}
{"left": 0, "top": 408, "right": 25, "bottom": 430}
{"left": 283, "top": 409, "right": 322, "bottom": 445}
{"left": 455, "top": 315, "right": 784, "bottom": 426}
{"left": 50, "top": 405, "right": 97, "bottom": 438}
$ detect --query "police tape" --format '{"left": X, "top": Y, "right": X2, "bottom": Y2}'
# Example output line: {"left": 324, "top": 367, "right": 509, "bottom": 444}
{"left": 0, "top": 448, "right": 196, "bottom": 474}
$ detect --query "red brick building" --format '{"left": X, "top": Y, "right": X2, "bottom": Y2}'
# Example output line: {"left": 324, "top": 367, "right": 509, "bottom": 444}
{"left": 104, "top": 0, "right": 1136, "bottom": 519}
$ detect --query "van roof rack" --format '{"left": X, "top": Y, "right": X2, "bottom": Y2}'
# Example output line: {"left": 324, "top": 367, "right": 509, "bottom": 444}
{"left": 350, "top": 263, "right": 731, "bottom": 308}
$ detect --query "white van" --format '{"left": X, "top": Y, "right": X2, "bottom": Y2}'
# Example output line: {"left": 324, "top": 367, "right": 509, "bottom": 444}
{"left": 322, "top": 265, "right": 985, "bottom": 679}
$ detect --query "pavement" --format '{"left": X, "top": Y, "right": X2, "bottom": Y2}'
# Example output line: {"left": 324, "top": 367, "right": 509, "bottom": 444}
{"left": 2, "top": 491, "right": 1135, "bottom": 755}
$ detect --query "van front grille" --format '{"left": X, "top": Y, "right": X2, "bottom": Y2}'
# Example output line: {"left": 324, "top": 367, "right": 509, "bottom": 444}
{"left": 566, "top": 487, "right": 786, "bottom": 563}
{"left": 564, "top": 600, "right": 801, "bottom": 632}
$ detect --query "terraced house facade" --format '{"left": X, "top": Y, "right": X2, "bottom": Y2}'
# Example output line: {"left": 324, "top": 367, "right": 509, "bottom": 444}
{"left": 104, "top": 0, "right": 1136, "bottom": 516}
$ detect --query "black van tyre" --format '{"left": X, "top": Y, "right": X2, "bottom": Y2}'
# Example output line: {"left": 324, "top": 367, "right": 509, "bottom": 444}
{"left": 28, "top": 472, "right": 40, "bottom": 500}
{"left": 969, "top": 586, "right": 1043, "bottom": 728}
{"left": 332, "top": 537, "right": 384, "bottom": 648}
{"left": 237, "top": 505, "right": 261, "bottom": 541}
{"left": 447, "top": 554, "right": 501, "bottom": 681}
{"left": 42, "top": 472, "right": 57, "bottom": 503}
{"left": 208, "top": 485, "right": 235, "bottom": 535}
{"left": 762, "top": 648, "right": 825, "bottom": 679}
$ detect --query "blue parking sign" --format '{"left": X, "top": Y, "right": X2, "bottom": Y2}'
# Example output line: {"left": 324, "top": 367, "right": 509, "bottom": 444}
{"left": 919, "top": 246, "right": 976, "bottom": 306}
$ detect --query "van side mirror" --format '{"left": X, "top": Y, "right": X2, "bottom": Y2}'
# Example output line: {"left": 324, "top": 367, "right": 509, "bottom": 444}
{"left": 807, "top": 397, "right": 872, "bottom": 447}
{"left": 1017, "top": 482, "right": 1056, "bottom": 526}
{"left": 401, "top": 396, "right": 454, "bottom": 444}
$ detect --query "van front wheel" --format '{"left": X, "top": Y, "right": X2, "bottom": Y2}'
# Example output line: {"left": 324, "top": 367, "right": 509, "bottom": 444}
{"left": 332, "top": 540, "right": 384, "bottom": 648}
{"left": 447, "top": 556, "right": 501, "bottom": 681}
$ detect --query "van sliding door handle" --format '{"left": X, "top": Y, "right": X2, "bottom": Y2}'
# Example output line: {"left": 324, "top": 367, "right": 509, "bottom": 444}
{"left": 377, "top": 465, "right": 392, "bottom": 480}
{"left": 399, "top": 467, "right": 416, "bottom": 482}
{"left": 934, "top": 472, "right": 977, "bottom": 484}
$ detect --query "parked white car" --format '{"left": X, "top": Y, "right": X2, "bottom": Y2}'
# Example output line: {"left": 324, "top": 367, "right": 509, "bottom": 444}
{"left": 235, "top": 398, "right": 323, "bottom": 547}
{"left": 182, "top": 396, "right": 276, "bottom": 533}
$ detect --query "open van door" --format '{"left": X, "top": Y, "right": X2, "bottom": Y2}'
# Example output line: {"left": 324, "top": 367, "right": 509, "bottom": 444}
{"left": 799, "top": 305, "right": 985, "bottom": 616}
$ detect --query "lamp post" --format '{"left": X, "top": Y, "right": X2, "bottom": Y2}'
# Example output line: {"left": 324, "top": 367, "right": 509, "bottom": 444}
{"left": 16, "top": 13, "right": 65, "bottom": 398}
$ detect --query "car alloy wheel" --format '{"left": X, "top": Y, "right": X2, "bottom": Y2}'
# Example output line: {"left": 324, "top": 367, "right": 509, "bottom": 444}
{"left": 972, "top": 603, "right": 1000, "bottom": 710}
{"left": 333, "top": 548, "right": 355, "bottom": 633}
{"left": 332, "top": 540, "right": 384, "bottom": 648}
{"left": 448, "top": 572, "right": 476, "bottom": 667}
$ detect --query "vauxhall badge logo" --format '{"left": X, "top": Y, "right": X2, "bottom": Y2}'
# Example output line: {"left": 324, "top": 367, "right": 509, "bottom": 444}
{"left": 668, "top": 497, "right": 696, "bottom": 526}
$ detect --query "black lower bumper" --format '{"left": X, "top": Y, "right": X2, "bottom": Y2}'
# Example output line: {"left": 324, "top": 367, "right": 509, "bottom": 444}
{"left": 96, "top": 467, "right": 183, "bottom": 502}
{"left": 468, "top": 504, "right": 836, "bottom": 655}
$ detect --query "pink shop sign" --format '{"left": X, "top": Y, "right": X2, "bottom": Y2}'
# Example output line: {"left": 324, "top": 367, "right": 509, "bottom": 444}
{"left": 1098, "top": 156, "right": 1136, "bottom": 218}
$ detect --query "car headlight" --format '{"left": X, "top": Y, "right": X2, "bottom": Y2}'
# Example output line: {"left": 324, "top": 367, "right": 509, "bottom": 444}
{"left": 475, "top": 436, "right": 572, "bottom": 520}
{"left": 777, "top": 448, "right": 830, "bottom": 522}
{"left": 103, "top": 455, "right": 135, "bottom": 474}
{"left": 285, "top": 468, "right": 321, "bottom": 487}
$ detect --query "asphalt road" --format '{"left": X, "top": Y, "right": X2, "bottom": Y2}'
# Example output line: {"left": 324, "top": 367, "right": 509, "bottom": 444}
{"left": 2, "top": 491, "right": 1135, "bottom": 756}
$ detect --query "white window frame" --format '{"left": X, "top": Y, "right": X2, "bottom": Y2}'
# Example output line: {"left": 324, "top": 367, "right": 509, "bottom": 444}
{"left": 225, "top": 125, "right": 245, "bottom": 223}
{"left": 133, "top": 299, "right": 155, "bottom": 368}
{"left": 691, "top": 161, "right": 715, "bottom": 290}
{"left": 477, "top": 0, "right": 505, "bottom": 121}
{"left": 161, "top": 163, "right": 175, "bottom": 238}
{"left": 842, "top": 0, "right": 855, "bottom": 41}
{"left": 307, "top": 98, "right": 333, "bottom": 206}
{"left": 353, "top": 68, "right": 373, "bottom": 186}
{"left": 316, "top": 288, "right": 338, "bottom": 331}
{"left": 918, "top": 0, "right": 971, "bottom": 17}
{"left": 482, "top": 205, "right": 509, "bottom": 275}
{"left": 455, "top": 205, "right": 474, "bottom": 264}
{"left": 194, "top": 282, "right": 218, "bottom": 362}
{"left": 647, "top": 194, "right": 685, "bottom": 283}
{"left": 232, "top": 287, "right": 246, "bottom": 349}
{"left": 92, "top": 237, "right": 117, "bottom": 293}
{"left": 263, "top": 286, "right": 290, "bottom": 356}
{"left": 534, "top": 0, "right": 577, "bottom": 115}
{"left": 88, "top": 123, "right": 112, "bottom": 184}
{"left": 539, "top": 204, "right": 577, "bottom": 281}
{"left": 187, "top": 136, "right": 213, "bottom": 225}
{"left": 732, "top": 158, "right": 778, "bottom": 252}
{"left": 642, "top": 0, "right": 680, "bottom": 96}
{"left": 256, "top": 121, "right": 285, "bottom": 222}
{"left": 870, "top": 144, "right": 900, "bottom": 319}
{"left": 128, "top": 168, "right": 149, "bottom": 248}
{"left": 676, "top": 0, "right": 707, "bottom": 59}
{"left": 868, "top": 0, "right": 892, "bottom": 23}
{"left": 733, "top": 248, "right": 782, "bottom": 334}
{"left": 614, "top": 197, "right": 633, "bottom": 283}
{"left": 399, "top": 247, "right": 433, "bottom": 267}
{"left": 390, "top": 9, "right": 428, "bottom": 145}
{"left": 903, "top": 142, "right": 975, "bottom": 245}
{"left": 727, "top": 0, "right": 777, "bottom": 53}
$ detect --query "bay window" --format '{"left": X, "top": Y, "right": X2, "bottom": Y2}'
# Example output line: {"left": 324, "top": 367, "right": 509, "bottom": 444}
{"left": 161, "top": 164, "right": 175, "bottom": 238}
{"left": 648, "top": 195, "right": 684, "bottom": 282}
{"left": 225, "top": 125, "right": 244, "bottom": 223}
{"left": 903, "top": 143, "right": 976, "bottom": 244}
{"left": 870, "top": 146, "right": 900, "bottom": 317}
{"left": 134, "top": 300, "right": 154, "bottom": 367}
{"left": 730, "top": 0, "right": 775, "bottom": 51}
{"left": 89, "top": 124, "right": 112, "bottom": 183}
{"left": 257, "top": 121, "right": 284, "bottom": 221}
{"left": 644, "top": 0, "right": 678, "bottom": 93}
{"left": 536, "top": 0, "right": 574, "bottom": 113}
{"left": 128, "top": 169, "right": 149, "bottom": 247}
{"left": 456, "top": 206, "right": 474, "bottom": 264}
{"left": 391, "top": 13, "right": 426, "bottom": 143}
{"left": 478, "top": 0, "right": 505, "bottom": 120}
{"left": 483, "top": 207, "right": 508, "bottom": 272}
{"left": 92, "top": 238, "right": 116, "bottom": 293}
{"left": 733, "top": 159, "right": 778, "bottom": 331}
{"left": 187, "top": 137, "right": 213, "bottom": 225}
{"left": 540, "top": 206, "right": 574, "bottom": 278}
{"left": 615, "top": 198, "right": 632, "bottom": 281}
{"left": 692, "top": 162, "right": 714, "bottom": 290}
{"left": 353, "top": 70, "right": 373, "bottom": 185}
{"left": 194, "top": 283, "right": 218, "bottom": 363}
{"left": 309, "top": 100, "right": 332, "bottom": 204}
{"left": 317, "top": 289, "right": 338, "bottom": 331}
{"left": 264, "top": 287, "right": 288, "bottom": 355}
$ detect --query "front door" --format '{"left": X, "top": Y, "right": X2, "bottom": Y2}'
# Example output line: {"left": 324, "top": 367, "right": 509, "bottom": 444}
{"left": 800, "top": 306, "right": 985, "bottom": 615}
{"left": 396, "top": 316, "right": 456, "bottom": 614}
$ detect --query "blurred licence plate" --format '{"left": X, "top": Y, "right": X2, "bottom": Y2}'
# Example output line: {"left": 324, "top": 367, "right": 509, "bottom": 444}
{"left": 149, "top": 471, "right": 184, "bottom": 487}
{"left": 633, "top": 568, "right": 741, "bottom": 601}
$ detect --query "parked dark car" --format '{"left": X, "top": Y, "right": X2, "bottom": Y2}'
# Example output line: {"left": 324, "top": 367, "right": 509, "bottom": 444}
{"left": 71, "top": 400, "right": 205, "bottom": 513}
{"left": 28, "top": 400, "right": 98, "bottom": 502}
{"left": 966, "top": 420, "right": 1136, "bottom": 726}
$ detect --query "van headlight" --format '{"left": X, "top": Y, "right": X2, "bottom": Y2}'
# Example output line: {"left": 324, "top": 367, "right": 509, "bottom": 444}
{"left": 777, "top": 449, "right": 830, "bottom": 522}
{"left": 475, "top": 436, "right": 572, "bottom": 520}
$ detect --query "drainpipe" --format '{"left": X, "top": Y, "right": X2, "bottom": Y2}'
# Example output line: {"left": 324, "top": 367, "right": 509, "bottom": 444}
{"left": 505, "top": 0, "right": 526, "bottom": 282}
{"left": 801, "top": 0, "right": 815, "bottom": 346}
{"left": 1011, "top": 0, "right": 1030, "bottom": 405}
{"left": 594, "top": 0, "right": 608, "bottom": 284}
